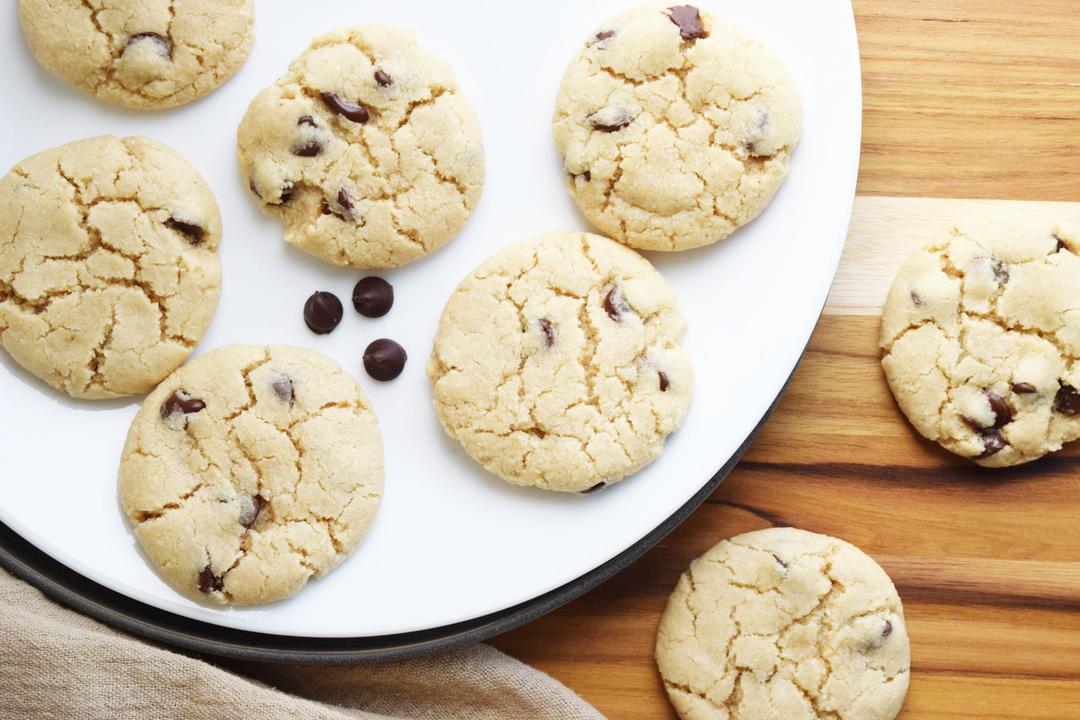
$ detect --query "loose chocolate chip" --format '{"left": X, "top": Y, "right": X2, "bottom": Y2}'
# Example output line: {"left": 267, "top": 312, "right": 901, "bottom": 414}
{"left": 292, "top": 139, "right": 323, "bottom": 157}
{"left": 581, "top": 482, "right": 607, "bottom": 494}
{"left": 1054, "top": 234, "right": 1068, "bottom": 252}
{"left": 363, "top": 338, "right": 407, "bottom": 381}
{"left": 271, "top": 374, "right": 295, "bottom": 404}
{"left": 882, "top": 619, "right": 893, "bottom": 638}
{"left": 659, "top": 370, "right": 670, "bottom": 392}
{"left": 160, "top": 391, "right": 206, "bottom": 421}
{"left": 976, "top": 429, "right": 1007, "bottom": 459}
{"left": 374, "top": 69, "right": 393, "bottom": 87}
{"left": 538, "top": 318, "right": 556, "bottom": 348}
{"left": 1012, "top": 382, "right": 1037, "bottom": 394}
{"left": 1054, "top": 383, "right": 1080, "bottom": 415}
{"left": 985, "top": 390, "right": 1013, "bottom": 428}
{"left": 352, "top": 276, "right": 394, "bottom": 318}
{"left": 240, "top": 494, "right": 266, "bottom": 530}
{"left": 992, "top": 260, "right": 1009, "bottom": 285}
{"left": 666, "top": 5, "right": 708, "bottom": 41}
{"left": 165, "top": 217, "right": 204, "bottom": 245}
{"left": 603, "top": 286, "right": 632, "bottom": 322}
{"left": 197, "top": 566, "right": 224, "bottom": 594}
{"left": 297, "top": 115, "right": 317, "bottom": 127}
{"left": 910, "top": 290, "right": 923, "bottom": 306}
{"left": 278, "top": 181, "right": 295, "bottom": 204}
{"left": 589, "top": 109, "right": 635, "bottom": 132}
{"left": 303, "top": 291, "right": 344, "bottom": 334}
{"left": 126, "top": 32, "right": 172, "bottom": 58}
{"left": 588, "top": 29, "right": 617, "bottom": 45}
{"left": 321, "top": 91, "right": 370, "bottom": 124}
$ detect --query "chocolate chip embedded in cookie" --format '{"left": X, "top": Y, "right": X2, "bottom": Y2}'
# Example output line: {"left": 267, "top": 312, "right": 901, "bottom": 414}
{"left": 118, "top": 344, "right": 384, "bottom": 606}
{"left": 17, "top": 0, "right": 254, "bottom": 110}
{"left": 553, "top": 3, "right": 800, "bottom": 251}
{"left": 656, "top": 527, "right": 911, "bottom": 720}
{"left": 880, "top": 215, "right": 1080, "bottom": 467}
{"left": 0, "top": 135, "right": 222, "bottom": 399}
{"left": 427, "top": 231, "right": 694, "bottom": 492}
{"left": 238, "top": 25, "right": 485, "bottom": 269}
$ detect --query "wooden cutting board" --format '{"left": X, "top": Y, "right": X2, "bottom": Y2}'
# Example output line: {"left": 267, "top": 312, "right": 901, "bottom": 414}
{"left": 492, "top": 2, "right": 1080, "bottom": 718}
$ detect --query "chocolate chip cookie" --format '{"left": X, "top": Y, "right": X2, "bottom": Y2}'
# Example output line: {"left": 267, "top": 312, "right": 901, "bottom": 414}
{"left": 656, "top": 527, "right": 910, "bottom": 720}
{"left": 119, "top": 344, "right": 384, "bottom": 606}
{"left": 881, "top": 216, "right": 1080, "bottom": 467}
{"left": 427, "top": 231, "right": 693, "bottom": 493}
{"left": 0, "top": 135, "right": 222, "bottom": 399}
{"left": 18, "top": 0, "right": 254, "bottom": 110}
{"left": 238, "top": 25, "right": 484, "bottom": 269}
{"left": 553, "top": 3, "right": 800, "bottom": 251}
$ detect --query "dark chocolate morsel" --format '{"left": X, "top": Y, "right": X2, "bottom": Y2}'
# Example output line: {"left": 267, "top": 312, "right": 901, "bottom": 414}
{"left": 271, "top": 375, "right": 295, "bottom": 404}
{"left": 603, "top": 286, "right": 632, "bottom": 322}
{"left": 126, "top": 32, "right": 172, "bottom": 58}
{"left": 538, "top": 318, "right": 556, "bottom": 348}
{"left": 910, "top": 290, "right": 923, "bottom": 306}
{"left": 975, "top": 429, "right": 1007, "bottom": 459}
{"left": 363, "top": 338, "right": 408, "bottom": 381}
{"left": 292, "top": 139, "right": 323, "bottom": 157}
{"left": 352, "top": 276, "right": 394, "bottom": 318}
{"left": 165, "top": 217, "right": 204, "bottom": 245}
{"left": 278, "top": 181, "right": 294, "bottom": 204}
{"left": 303, "top": 291, "right": 344, "bottom": 335}
{"left": 1011, "top": 382, "right": 1037, "bottom": 394}
{"left": 666, "top": 5, "right": 708, "bottom": 41}
{"left": 160, "top": 391, "right": 206, "bottom": 421}
{"left": 321, "top": 92, "right": 370, "bottom": 124}
{"left": 882, "top": 619, "right": 893, "bottom": 638}
{"left": 197, "top": 566, "right": 224, "bottom": 594}
{"left": 589, "top": 109, "right": 635, "bottom": 132}
{"left": 659, "top": 370, "right": 670, "bottom": 392}
{"left": 1054, "top": 383, "right": 1080, "bottom": 415}
{"left": 240, "top": 494, "right": 266, "bottom": 529}
{"left": 297, "top": 115, "right": 317, "bottom": 127}
{"left": 985, "top": 390, "right": 1012, "bottom": 428}
{"left": 992, "top": 260, "right": 1009, "bottom": 285}
{"left": 337, "top": 188, "right": 354, "bottom": 212}
{"left": 581, "top": 482, "right": 607, "bottom": 494}
{"left": 588, "top": 29, "right": 617, "bottom": 45}
{"left": 374, "top": 69, "right": 393, "bottom": 87}
{"left": 1054, "top": 234, "right": 1068, "bottom": 252}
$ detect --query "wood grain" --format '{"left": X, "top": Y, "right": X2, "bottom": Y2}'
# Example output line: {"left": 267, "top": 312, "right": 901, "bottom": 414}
{"left": 492, "top": 3, "right": 1080, "bottom": 718}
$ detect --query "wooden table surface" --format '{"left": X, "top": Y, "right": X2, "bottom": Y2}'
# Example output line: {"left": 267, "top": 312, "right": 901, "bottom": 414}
{"left": 490, "top": 2, "right": 1080, "bottom": 717}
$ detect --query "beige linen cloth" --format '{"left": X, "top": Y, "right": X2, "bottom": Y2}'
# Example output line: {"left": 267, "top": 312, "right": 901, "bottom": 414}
{"left": 0, "top": 569, "right": 604, "bottom": 719}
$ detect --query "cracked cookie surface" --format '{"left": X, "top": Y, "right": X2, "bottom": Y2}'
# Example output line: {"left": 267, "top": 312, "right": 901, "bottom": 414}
{"left": 553, "top": 3, "right": 800, "bottom": 252}
{"left": 0, "top": 135, "right": 222, "bottom": 399}
{"left": 427, "top": 231, "right": 693, "bottom": 493}
{"left": 237, "top": 25, "right": 484, "bottom": 269}
{"left": 119, "top": 344, "right": 384, "bottom": 606}
{"left": 656, "top": 527, "right": 910, "bottom": 720}
{"left": 18, "top": 0, "right": 254, "bottom": 110}
{"left": 880, "top": 216, "right": 1080, "bottom": 467}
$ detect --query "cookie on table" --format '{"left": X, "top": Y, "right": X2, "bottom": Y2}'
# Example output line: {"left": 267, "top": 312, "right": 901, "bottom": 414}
{"left": 119, "top": 345, "right": 384, "bottom": 606}
{"left": 553, "top": 3, "right": 800, "bottom": 252}
{"left": 18, "top": 0, "right": 254, "bottom": 110}
{"left": 427, "top": 231, "right": 693, "bottom": 493}
{"left": 238, "top": 25, "right": 484, "bottom": 269}
{"left": 656, "top": 527, "right": 910, "bottom": 720}
{"left": 881, "top": 217, "right": 1080, "bottom": 467}
{"left": 0, "top": 135, "right": 222, "bottom": 399}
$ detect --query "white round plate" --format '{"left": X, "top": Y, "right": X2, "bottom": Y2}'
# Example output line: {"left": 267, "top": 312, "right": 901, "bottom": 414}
{"left": 0, "top": 0, "right": 860, "bottom": 638}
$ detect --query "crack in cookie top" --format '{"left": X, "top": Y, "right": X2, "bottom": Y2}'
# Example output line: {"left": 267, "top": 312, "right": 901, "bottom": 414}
{"left": 119, "top": 345, "right": 384, "bottom": 606}
{"left": 656, "top": 527, "right": 910, "bottom": 720}
{"left": 427, "top": 231, "right": 693, "bottom": 493}
{"left": 237, "top": 25, "right": 485, "bottom": 270}
{"left": 0, "top": 135, "right": 222, "bottom": 399}
{"left": 18, "top": 0, "right": 254, "bottom": 110}
{"left": 881, "top": 216, "right": 1080, "bottom": 467}
{"left": 553, "top": 3, "right": 801, "bottom": 252}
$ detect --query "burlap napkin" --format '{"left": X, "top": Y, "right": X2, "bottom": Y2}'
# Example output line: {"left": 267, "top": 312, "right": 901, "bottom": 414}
{"left": 0, "top": 569, "right": 604, "bottom": 719}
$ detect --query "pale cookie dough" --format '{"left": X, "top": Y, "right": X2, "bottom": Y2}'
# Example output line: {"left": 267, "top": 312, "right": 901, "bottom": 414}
{"left": 656, "top": 527, "right": 910, "bottom": 720}
{"left": 0, "top": 135, "right": 222, "bottom": 400}
{"left": 427, "top": 231, "right": 693, "bottom": 493}
{"left": 237, "top": 25, "right": 484, "bottom": 269}
{"left": 881, "top": 217, "right": 1080, "bottom": 467}
{"left": 553, "top": 3, "right": 800, "bottom": 251}
{"left": 119, "top": 344, "right": 384, "bottom": 606}
{"left": 18, "top": 0, "right": 254, "bottom": 111}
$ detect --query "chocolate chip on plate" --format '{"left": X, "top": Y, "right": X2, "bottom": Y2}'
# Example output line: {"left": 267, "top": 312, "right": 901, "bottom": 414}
{"left": 352, "top": 277, "right": 394, "bottom": 318}
{"left": 363, "top": 338, "right": 407, "bottom": 381}
{"left": 160, "top": 391, "right": 206, "bottom": 421}
{"left": 666, "top": 5, "right": 708, "bottom": 41}
{"left": 126, "top": 32, "right": 172, "bottom": 58}
{"left": 164, "top": 217, "right": 204, "bottom": 245}
{"left": 271, "top": 374, "right": 295, "bottom": 404}
{"left": 538, "top": 318, "right": 556, "bottom": 347}
{"left": 303, "top": 291, "right": 344, "bottom": 334}
{"left": 374, "top": 69, "right": 393, "bottom": 87}
{"left": 321, "top": 91, "right": 370, "bottom": 124}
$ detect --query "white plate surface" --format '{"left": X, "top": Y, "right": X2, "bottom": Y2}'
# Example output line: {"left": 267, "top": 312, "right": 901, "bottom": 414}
{"left": 0, "top": 0, "right": 860, "bottom": 637}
